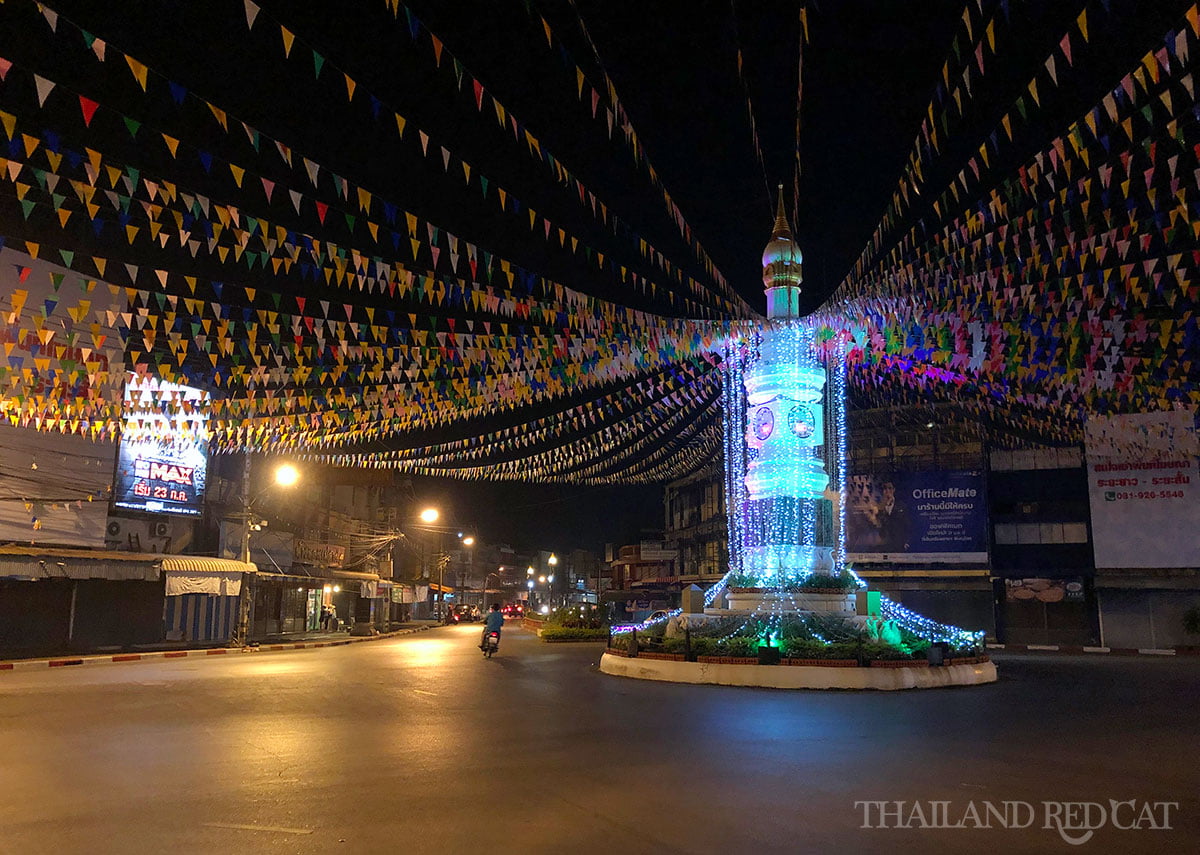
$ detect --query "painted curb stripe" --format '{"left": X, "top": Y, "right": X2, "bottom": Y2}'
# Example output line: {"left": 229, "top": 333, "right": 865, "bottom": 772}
{"left": 1, "top": 625, "right": 436, "bottom": 673}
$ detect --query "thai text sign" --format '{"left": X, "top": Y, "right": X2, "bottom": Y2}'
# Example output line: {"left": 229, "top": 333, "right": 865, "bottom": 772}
{"left": 1085, "top": 411, "right": 1199, "bottom": 569}
{"left": 295, "top": 538, "right": 345, "bottom": 567}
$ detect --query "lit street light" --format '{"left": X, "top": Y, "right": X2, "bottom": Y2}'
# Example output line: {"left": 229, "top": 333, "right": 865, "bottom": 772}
{"left": 459, "top": 533, "right": 475, "bottom": 609}
{"left": 419, "top": 507, "right": 446, "bottom": 620}
{"left": 273, "top": 463, "right": 300, "bottom": 488}
{"left": 231, "top": 459, "right": 300, "bottom": 646}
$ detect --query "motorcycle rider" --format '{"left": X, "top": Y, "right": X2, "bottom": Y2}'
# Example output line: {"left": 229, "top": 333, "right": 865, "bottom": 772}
{"left": 479, "top": 602, "right": 504, "bottom": 650}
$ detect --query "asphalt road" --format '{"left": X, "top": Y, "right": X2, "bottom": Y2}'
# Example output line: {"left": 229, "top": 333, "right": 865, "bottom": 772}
{"left": 1, "top": 623, "right": 1197, "bottom": 855}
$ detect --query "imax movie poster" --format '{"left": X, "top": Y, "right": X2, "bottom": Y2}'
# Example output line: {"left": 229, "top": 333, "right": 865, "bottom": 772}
{"left": 113, "top": 377, "right": 209, "bottom": 516}
{"left": 847, "top": 470, "right": 988, "bottom": 563}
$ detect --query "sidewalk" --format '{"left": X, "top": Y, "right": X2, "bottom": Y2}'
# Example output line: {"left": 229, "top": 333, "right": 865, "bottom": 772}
{"left": 0, "top": 620, "right": 445, "bottom": 673}
{"left": 987, "top": 642, "right": 1198, "bottom": 657}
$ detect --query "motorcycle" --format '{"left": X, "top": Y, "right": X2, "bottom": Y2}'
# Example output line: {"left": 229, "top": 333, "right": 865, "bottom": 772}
{"left": 482, "top": 630, "right": 500, "bottom": 658}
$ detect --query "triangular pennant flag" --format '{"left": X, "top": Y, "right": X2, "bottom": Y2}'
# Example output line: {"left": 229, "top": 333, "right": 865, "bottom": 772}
{"left": 78, "top": 96, "right": 100, "bottom": 126}
{"left": 124, "top": 55, "right": 149, "bottom": 90}
{"left": 244, "top": 0, "right": 260, "bottom": 29}
{"left": 34, "top": 75, "right": 55, "bottom": 107}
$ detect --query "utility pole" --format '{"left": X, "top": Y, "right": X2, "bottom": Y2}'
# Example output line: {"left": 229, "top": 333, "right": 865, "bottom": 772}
{"left": 231, "top": 453, "right": 252, "bottom": 647}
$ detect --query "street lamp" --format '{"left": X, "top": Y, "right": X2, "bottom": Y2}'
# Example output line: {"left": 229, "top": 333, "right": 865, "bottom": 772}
{"left": 547, "top": 553, "right": 559, "bottom": 609}
{"left": 232, "top": 459, "right": 300, "bottom": 646}
{"left": 482, "top": 570, "right": 502, "bottom": 609}
{"left": 419, "top": 507, "right": 445, "bottom": 619}
{"left": 273, "top": 463, "right": 300, "bottom": 488}
{"left": 459, "top": 534, "right": 475, "bottom": 609}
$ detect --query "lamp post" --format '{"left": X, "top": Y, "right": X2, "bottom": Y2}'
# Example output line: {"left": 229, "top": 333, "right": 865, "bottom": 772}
{"left": 231, "top": 459, "right": 300, "bottom": 646}
{"left": 548, "top": 553, "right": 558, "bottom": 608}
{"left": 420, "top": 507, "right": 443, "bottom": 619}
{"left": 482, "top": 570, "right": 501, "bottom": 609}
{"left": 460, "top": 534, "right": 475, "bottom": 609}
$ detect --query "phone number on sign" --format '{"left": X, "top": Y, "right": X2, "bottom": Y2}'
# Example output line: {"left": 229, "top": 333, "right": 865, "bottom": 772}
{"left": 1109, "top": 490, "right": 1186, "bottom": 500}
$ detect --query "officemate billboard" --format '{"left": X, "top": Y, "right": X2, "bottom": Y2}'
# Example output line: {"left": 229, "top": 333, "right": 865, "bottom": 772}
{"left": 846, "top": 470, "right": 988, "bottom": 563}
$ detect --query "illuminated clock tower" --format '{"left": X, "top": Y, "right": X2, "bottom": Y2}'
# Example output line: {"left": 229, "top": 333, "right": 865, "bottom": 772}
{"left": 740, "top": 192, "right": 835, "bottom": 583}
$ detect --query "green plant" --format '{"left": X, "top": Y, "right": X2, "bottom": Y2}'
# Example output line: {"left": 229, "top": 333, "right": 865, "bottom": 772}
{"left": 780, "top": 638, "right": 826, "bottom": 659}
{"left": 549, "top": 605, "right": 607, "bottom": 629}
{"left": 661, "top": 636, "right": 688, "bottom": 654}
{"left": 540, "top": 626, "right": 608, "bottom": 640}
{"left": 690, "top": 637, "right": 719, "bottom": 657}
{"left": 725, "top": 571, "right": 759, "bottom": 588}
{"left": 717, "top": 636, "right": 758, "bottom": 657}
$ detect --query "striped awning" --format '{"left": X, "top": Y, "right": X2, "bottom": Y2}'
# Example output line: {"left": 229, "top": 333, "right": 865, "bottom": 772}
{"left": 160, "top": 557, "right": 256, "bottom": 575}
{"left": 161, "top": 556, "right": 256, "bottom": 597}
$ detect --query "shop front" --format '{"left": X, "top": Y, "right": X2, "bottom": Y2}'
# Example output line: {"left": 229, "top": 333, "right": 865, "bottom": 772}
{"left": 161, "top": 556, "right": 255, "bottom": 643}
{"left": 250, "top": 570, "right": 327, "bottom": 638}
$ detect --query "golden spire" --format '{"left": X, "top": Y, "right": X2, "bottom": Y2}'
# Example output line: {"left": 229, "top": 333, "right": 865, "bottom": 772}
{"left": 771, "top": 185, "right": 792, "bottom": 241}
{"left": 762, "top": 185, "right": 803, "bottom": 318}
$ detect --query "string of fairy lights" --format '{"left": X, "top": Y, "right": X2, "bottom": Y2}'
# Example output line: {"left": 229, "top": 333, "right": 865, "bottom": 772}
{"left": 614, "top": 319, "right": 985, "bottom": 648}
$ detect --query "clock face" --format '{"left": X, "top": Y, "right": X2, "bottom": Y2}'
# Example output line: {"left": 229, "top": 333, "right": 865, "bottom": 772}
{"left": 752, "top": 407, "right": 774, "bottom": 441}
{"left": 789, "top": 404, "right": 816, "bottom": 439}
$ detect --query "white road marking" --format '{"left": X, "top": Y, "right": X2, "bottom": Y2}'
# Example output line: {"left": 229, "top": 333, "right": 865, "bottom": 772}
{"left": 202, "top": 822, "right": 313, "bottom": 835}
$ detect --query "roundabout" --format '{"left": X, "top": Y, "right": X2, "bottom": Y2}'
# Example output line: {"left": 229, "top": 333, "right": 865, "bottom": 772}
{"left": 599, "top": 649, "right": 997, "bottom": 691}
{"left": 600, "top": 206, "right": 998, "bottom": 691}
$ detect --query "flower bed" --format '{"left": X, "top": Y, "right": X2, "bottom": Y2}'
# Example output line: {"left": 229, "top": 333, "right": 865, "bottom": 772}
{"left": 783, "top": 658, "right": 858, "bottom": 667}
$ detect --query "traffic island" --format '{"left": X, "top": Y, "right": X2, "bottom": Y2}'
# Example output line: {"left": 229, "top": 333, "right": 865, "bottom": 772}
{"left": 599, "top": 650, "right": 997, "bottom": 690}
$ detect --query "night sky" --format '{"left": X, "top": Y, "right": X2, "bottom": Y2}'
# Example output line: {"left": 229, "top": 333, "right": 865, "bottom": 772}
{"left": 1, "top": 0, "right": 1191, "bottom": 554}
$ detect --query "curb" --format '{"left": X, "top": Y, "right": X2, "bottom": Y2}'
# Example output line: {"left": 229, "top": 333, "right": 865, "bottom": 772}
{"left": 0, "top": 625, "right": 441, "bottom": 673}
{"left": 986, "top": 643, "right": 1195, "bottom": 657}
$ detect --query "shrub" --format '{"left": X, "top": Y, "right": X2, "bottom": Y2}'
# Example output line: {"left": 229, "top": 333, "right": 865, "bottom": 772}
{"left": 548, "top": 606, "right": 605, "bottom": 629}
{"left": 780, "top": 638, "right": 826, "bottom": 659}
{"left": 661, "top": 636, "right": 688, "bottom": 654}
{"left": 798, "top": 572, "right": 857, "bottom": 591}
{"left": 690, "top": 637, "right": 719, "bottom": 657}
{"left": 540, "top": 625, "right": 608, "bottom": 641}
{"left": 717, "top": 636, "right": 758, "bottom": 658}
{"left": 859, "top": 641, "right": 909, "bottom": 660}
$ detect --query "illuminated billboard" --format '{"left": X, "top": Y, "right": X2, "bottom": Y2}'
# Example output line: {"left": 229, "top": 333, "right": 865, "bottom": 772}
{"left": 114, "top": 376, "right": 210, "bottom": 516}
{"left": 847, "top": 470, "right": 988, "bottom": 564}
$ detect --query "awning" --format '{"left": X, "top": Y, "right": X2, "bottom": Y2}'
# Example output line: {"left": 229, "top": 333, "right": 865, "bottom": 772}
{"left": 330, "top": 569, "right": 380, "bottom": 582}
{"left": 252, "top": 570, "right": 327, "bottom": 587}
{"left": 0, "top": 546, "right": 161, "bottom": 582}
{"left": 161, "top": 556, "right": 256, "bottom": 597}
